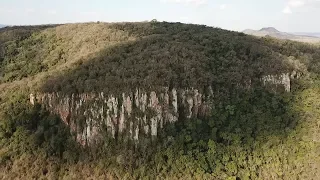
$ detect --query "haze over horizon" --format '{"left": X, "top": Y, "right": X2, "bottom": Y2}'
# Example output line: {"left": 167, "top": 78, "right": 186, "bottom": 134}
{"left": 1, "top": 0, "right": 320, "bottom": 32}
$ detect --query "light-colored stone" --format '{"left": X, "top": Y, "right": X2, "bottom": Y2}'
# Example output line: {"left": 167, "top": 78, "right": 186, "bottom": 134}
{"left": 30, "top": 94, "right": 35, "bottom": 105}
{"left": 262, "top": 73, "right": 291, "bottom": 92}
{"left": 30, "top": 76, "right": 293, "bottom": 146}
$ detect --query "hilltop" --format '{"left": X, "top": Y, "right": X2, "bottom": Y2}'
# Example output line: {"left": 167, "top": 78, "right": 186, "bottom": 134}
{"left": 243, "top": 27, "right": 320, "bottom": 43}
{"left": 0, "top": 22, "right": 320, "bottom": 179}
{"left": 0, "top": 22, "right": 312, "bottom": 95}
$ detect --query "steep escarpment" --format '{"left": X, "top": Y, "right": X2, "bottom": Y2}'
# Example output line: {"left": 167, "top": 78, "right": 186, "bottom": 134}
{"left": 1, "top": 22, "right": 320, "bottom": 179}
{"left": 30, "top": 88, "right": 210, "bottom": 145}
{"left": 31, "top": 72, "right": 294, "bottom": 145}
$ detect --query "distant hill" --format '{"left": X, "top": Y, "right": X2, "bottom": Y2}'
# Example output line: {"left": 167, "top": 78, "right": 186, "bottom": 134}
{"left": 243, "top": 27, "right": 320, "bottom": 43}
{"left": 0, "top": 24, "right": 6, "bottom": 28}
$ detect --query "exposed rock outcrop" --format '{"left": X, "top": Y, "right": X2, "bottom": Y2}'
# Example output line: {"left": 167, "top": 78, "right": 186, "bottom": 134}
{"left": 30, "top": 73, "right": 294, "bottom": 146}
{"left": 262, "top": 73, "right": 291, "bottom": 92}
{"left": 31, "top": 87, "right": 213, "bottom": 145}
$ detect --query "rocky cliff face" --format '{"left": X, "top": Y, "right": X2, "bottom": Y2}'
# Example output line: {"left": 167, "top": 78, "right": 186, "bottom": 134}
{"left": 30, "top": 73, "right": 293, "bottom": 146}
{"left": 30, "top": 87, "right": 214, "bottom": 146}
{"left": 262, "top": 73, "right": 292, "bottom": 92}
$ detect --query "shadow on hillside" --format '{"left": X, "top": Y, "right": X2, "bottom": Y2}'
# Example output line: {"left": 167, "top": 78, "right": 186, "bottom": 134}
{"left": 0, "top": 24, "right": 59, "bottom": 42}
{"left": 40, "top": 22, "right": 296, "bottom": 94}
{"left": 32, "top": 22, "right": 317, "bottom": 177}
{"left": 38, "top": 21, "right": 302, "bottom": 143}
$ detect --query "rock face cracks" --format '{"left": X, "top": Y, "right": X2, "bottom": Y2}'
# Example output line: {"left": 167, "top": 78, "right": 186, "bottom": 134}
{"left": 30, "top": 88, "right": 213, "bottom": 145}
{"left": 30, "top": 73, "right": 292, "bottom": 146}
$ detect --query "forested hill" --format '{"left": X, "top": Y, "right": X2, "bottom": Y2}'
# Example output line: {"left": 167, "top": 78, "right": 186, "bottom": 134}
{"left": 1, "top": 22, "right": 318, "bottom": 94}
{"left": 1, "top": 21, "right": 320, "bottom": 179}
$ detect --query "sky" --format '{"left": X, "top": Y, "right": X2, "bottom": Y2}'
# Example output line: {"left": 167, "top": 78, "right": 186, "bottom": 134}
{"left": 0, "top": 0, "right": 319, "bottom": 32}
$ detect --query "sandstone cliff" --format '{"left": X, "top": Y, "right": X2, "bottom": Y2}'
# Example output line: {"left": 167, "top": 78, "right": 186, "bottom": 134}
{"left": 30, "top": 73, "right": 293, "bottom": 146}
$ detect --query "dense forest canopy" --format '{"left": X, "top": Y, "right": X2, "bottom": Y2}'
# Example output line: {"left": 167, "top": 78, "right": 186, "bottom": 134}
{"left": 1, "top": 22, "right": 319, "bottom": 94}
{"left": 0, "top": 21, "right": 320, "bottom": 179}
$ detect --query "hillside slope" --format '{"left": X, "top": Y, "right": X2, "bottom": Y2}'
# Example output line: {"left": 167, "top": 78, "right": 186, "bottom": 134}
{"left": 1, "top": 22, "right": 320, "bottom": 179}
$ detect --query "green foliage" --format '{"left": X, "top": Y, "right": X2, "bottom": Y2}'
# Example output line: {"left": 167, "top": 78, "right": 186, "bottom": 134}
{"left": 41, "top": 22, "right": 319, "bottom": 94}
{"left": 0, "top": 22, "right": 320, "bottom": 179}
{"left": 1, "top": 22, "right": 319, "bottom": 94}
{"left": 0, "top": 25, "right": 56, "bottom": 81}
{"left": 0, "top": 96, "right": 79, "bottom": 167}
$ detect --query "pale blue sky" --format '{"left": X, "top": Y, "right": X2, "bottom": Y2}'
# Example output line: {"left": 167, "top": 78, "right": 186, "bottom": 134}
{"left": 0, "top": 0, "right": 319, "bottom": 32}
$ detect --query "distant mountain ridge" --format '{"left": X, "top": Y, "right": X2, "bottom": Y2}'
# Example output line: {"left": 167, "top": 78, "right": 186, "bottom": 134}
{"left": 0, "top": 24, "right": 8, "bottom": 28}
{"left": 260, "top": 27, "right": 280, "bottom": 33}
{"left": 243, "top": 27, "right": 320, "bottom": 43}
{"left": 294, "top": 32, "right": 320, "bottom": 38}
